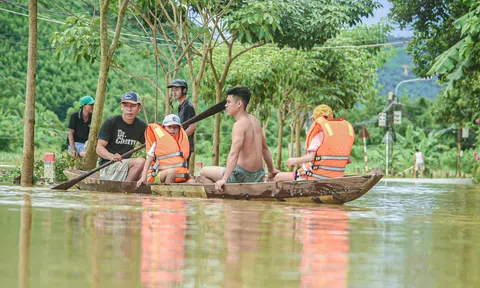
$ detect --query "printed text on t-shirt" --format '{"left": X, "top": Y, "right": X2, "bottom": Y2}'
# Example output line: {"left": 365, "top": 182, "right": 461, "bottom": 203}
{"left": 115, "top": 129, "right": 137, "bottom": 145}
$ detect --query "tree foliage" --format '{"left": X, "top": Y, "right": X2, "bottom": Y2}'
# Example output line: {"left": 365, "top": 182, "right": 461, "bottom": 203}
{"left": 390, "top": 0, "right": 479, "bottom": 127}
{"left": 389, "top": 0, "right": 469, "bottom": 76}
{"left": 272, "top": 0, "right": 380, "bottom": 49}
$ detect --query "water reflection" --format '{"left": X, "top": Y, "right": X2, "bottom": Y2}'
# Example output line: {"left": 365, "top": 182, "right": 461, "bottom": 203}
{"left": 300, "top": 207, "right": 349, "bottom": 288}
{"left": 18, "top": 193, "right": 32, "bottom": 288}
{"left": 0, "top": 183, "right": 479, "bottom": 287}
{"left": 141, "top": 197, "right": 186, "bottom": 288}
{"left": 89, "top": 194, "right": 143, "bottom": 287}
{"left": 137, "top": 198, "right": 351, "bottom": 288}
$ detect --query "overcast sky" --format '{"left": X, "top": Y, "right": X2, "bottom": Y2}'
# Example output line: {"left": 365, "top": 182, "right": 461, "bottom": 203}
{"left": 362, "top": 0, "right": 414, "bottom": 38}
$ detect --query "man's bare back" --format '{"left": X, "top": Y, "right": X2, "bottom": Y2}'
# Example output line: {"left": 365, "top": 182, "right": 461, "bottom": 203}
{"left": 235, "top": 114, "right": 264, "bottom": 171}
{"left": 199, "top": 86, "right": 278, "bottom": 191}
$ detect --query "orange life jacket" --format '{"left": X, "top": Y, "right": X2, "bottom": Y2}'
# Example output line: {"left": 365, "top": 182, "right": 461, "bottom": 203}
{"left": 145, "top": 123, "right": 190, "bottom": 183}
{"left": 296, "top": 116, "right": 355, "bottom": 180}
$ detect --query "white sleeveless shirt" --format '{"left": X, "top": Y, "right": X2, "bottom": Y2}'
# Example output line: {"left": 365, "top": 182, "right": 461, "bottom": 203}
{"left": 415, "top": 152, "right": 424, "bottom": 163}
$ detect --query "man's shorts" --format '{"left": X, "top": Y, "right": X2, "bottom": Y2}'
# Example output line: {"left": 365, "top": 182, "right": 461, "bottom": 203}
{"left": 224, "top": 165, "right": 265, "bottom": 183}
{"left": 415, "top": 162, "right": 425, "bottom": 171}
{"left": 100, "top": 159, "right": 130, "bottom": 181}
{"left": 68, "top": 142, "right": 86, "bottom": 155}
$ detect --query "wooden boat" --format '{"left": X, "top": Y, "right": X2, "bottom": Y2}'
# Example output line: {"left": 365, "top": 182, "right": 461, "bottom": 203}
{"left": 63, "top": 169, "right": 383, "bottom": 204}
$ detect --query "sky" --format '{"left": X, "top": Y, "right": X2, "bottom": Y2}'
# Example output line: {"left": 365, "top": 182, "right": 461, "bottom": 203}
{"left": 362, "top": 0, "right": 414, "bottom": 38}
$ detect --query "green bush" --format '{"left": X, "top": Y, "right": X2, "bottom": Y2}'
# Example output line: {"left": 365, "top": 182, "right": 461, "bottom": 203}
{"left": 0, "top": 151, "right": 79, "bottom": 184}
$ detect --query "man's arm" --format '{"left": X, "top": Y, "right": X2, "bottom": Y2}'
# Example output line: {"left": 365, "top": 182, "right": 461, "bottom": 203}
{"left": 67, "top": 129, "right": 77, "bottom": 156}
{"left": 96, "top": 119, "right": 121, "bottom": 162}
{"left": 96, "top": 139, "right": 122, "bottom": 162}
{"left": 286, "top": 152, "right": 315, "bottom": 167}
{"left": 261, "top": 131, "right": 278, "bottom": 177}
{"left": 221, "top": 122, "right": 245, "bottom": 182}
{"left": 67, "top": 113, "right": 78, "bottom": 156}
{"left": 184, "top": 106, "right": 197, "bottom": 136}
{"left": 185, "top": 122, "right": 196, "bottom": 136}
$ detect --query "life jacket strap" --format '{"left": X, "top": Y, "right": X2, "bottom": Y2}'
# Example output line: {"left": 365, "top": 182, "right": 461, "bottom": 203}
{"left": 311, "top": 165, "right": 346, "bottom": 172}
{"left": 314, "top": 155, "right": 350, "bottom": 161}
{"left": 155, "top": 152, "right": 183, "bottom": 161}
{"left": 147, "top": 171, "right": 157, "bottom": 178}
{"left": 297, "top": 164, "right": 330, "bottom": 179}
{"left": 148, "top": 171, "right": 190, "bottom": 180}
{"left": 175, "top": 173, "right": 190, "bottom": 179}
{"left": 154, "top": 162, "right": 187, "bottom": 170}
{"left": 297, "top": 170, "right": 330, "bottom": 179}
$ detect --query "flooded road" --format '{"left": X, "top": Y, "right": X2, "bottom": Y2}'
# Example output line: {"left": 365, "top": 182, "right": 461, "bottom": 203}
{"left": 0, "top": 182, "right": 479, "bottom": 287}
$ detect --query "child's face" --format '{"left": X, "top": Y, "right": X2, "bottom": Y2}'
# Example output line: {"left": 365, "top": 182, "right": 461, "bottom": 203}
{"left": 165, "top": 125, "right": 180, "bottom": 136}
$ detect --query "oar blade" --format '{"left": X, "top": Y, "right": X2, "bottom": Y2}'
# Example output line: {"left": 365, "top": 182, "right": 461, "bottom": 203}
{"left": 50, "top": 173, "right": 89, "bottom": 190}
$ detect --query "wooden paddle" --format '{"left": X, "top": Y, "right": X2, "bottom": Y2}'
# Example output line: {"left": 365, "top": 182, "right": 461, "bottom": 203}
{"left": 51, "top": 100, "right": 226, "bottom": 190}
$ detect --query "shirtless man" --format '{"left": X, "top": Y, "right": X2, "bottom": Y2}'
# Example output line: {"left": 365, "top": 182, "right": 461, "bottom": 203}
{"left": 200, "top": 86, "right": 279, "bottom": 191}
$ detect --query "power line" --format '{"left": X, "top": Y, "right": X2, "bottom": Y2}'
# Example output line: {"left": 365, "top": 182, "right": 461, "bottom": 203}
{"left": 1, "top": 0, "right": 69, "bottom": 15}
{"left": 0, "top": 7, "right": 65, "bottom": 24}
{"left": 0, "top": 6, "right": 409, "bottom": 51}
{"left": 353, "top": 101, "right": 395, "bottom": 127}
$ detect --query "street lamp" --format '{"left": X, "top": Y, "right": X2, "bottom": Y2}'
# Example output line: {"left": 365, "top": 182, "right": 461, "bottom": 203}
{"left": 395, "top": 77, "right": 434, "bottom": 98}
{"left": 386, "top": 77, "right": 434, "bottom": 177}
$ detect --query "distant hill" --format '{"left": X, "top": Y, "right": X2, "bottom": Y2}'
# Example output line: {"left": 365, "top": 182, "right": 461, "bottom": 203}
{"left": 377, "top": 38, "right": 442, "bottom": 99}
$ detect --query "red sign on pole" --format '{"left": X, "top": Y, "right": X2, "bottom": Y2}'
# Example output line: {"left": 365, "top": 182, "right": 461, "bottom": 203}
{"left": 359, "top": 126, "right": 371, "bottom": 139}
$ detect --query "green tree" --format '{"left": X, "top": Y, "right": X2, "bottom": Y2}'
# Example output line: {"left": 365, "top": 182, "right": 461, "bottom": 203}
{"left": 52, "top": 0, "right": 131, "bottom": 169}
{"left": 389, "top": 0, "right": 469, "bottom": 76}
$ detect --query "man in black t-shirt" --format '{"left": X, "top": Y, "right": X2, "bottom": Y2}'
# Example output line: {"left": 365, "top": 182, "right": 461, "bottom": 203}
{"left": 66, "top": 95, "right": 95, "bottom": 157}
{"left": 167, "top": 79, "right": 196, "bottom": 167}
{"left": 96, "top": 92, "right": 147, "bottom": 181}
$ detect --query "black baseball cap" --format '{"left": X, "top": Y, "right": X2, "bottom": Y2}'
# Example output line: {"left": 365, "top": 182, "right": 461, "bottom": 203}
{"left": 167, "top": 79, "right": 188, "bottom": 90}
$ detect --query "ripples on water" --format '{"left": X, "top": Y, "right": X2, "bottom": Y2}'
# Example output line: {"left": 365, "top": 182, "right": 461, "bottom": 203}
{"left": 0, "top": 182, "right": 479, "bottom": 288}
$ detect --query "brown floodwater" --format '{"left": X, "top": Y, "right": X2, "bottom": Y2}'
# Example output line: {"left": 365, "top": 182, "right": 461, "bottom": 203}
{"left": 0, "top": 182, "right": 479, "bottom": 287}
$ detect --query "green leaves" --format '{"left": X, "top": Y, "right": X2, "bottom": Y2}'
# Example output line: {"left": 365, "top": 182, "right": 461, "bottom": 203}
{"left": 50, "top": 15, "right": 101, "bottom": 64}
{"left": 271, "top": 0, "right": 380, "bottom": 49}
{"left": 224, "top": 0, "right": 283, "bottom": 44}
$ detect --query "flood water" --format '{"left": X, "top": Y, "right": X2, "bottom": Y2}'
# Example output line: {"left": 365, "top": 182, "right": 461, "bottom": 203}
{"left": 0, "top": 182, "right": 479, "bottom": 288}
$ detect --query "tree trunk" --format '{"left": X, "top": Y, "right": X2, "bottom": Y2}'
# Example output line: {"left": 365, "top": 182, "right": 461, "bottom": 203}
{"left": 289, "top": 123, "right": 295, "bottom": 158}
{"left": 21, "top": 0, "right": 37, "bottom": 187}
{"left": 187, "top": 47, "right": 208, "bottom": 173}
{"left": 275, "top": 109, "right": 284, "bottom": 170}
{"left": 262, "top": 116, "right": 270, "bottom": 136}
{"left": 188, "top": 77, "right": 199, "bottom": 172}
{"left": 212, "top": 85, "right": 222, "bottom": 165}
{"left": 457, "top": 127, "right": 462, "bottom": 178}
{"left": 83, "top": 4, "right": 112, "bottom": 170}
{"left": 164, "top": 76, "right": 172, "bottom": 115}
{"left": 83, "top": 0, "right": 129, "bottom": 170}
{"left": 295, "top": 116, "right": 302, "bottom": 158}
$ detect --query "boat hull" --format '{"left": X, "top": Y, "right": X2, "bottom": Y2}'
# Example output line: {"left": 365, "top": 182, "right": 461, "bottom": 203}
{"left": 63, "top": 169, "right": 382, "bottom": 204}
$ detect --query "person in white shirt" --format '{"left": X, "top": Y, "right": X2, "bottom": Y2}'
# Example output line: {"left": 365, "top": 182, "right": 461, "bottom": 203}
{"left": 413, "top": 148, "right": 425, "bottom": 178}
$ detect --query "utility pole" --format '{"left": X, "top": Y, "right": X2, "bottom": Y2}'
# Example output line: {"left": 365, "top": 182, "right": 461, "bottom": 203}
{"left": 388, "top": 92, "right": 395, "bottom": 175}
{"left": 457, "top": 127, "right": 462, "bottom": 177}
{"left": 359, "top": 126, "right": 371, "bottom": 173}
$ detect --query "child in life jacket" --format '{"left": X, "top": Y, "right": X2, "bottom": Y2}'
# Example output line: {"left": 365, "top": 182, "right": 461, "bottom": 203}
{"left": 136, "top": 114, "right": 191, "bottom": 187}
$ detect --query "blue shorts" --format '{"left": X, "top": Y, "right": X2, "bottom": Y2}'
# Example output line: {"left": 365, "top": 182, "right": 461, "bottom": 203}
{"left": 224, "top": 165, "right": 265, "bottom": 183}
{"left": 68, "top": 142, "right": 86, "bottom": 154}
